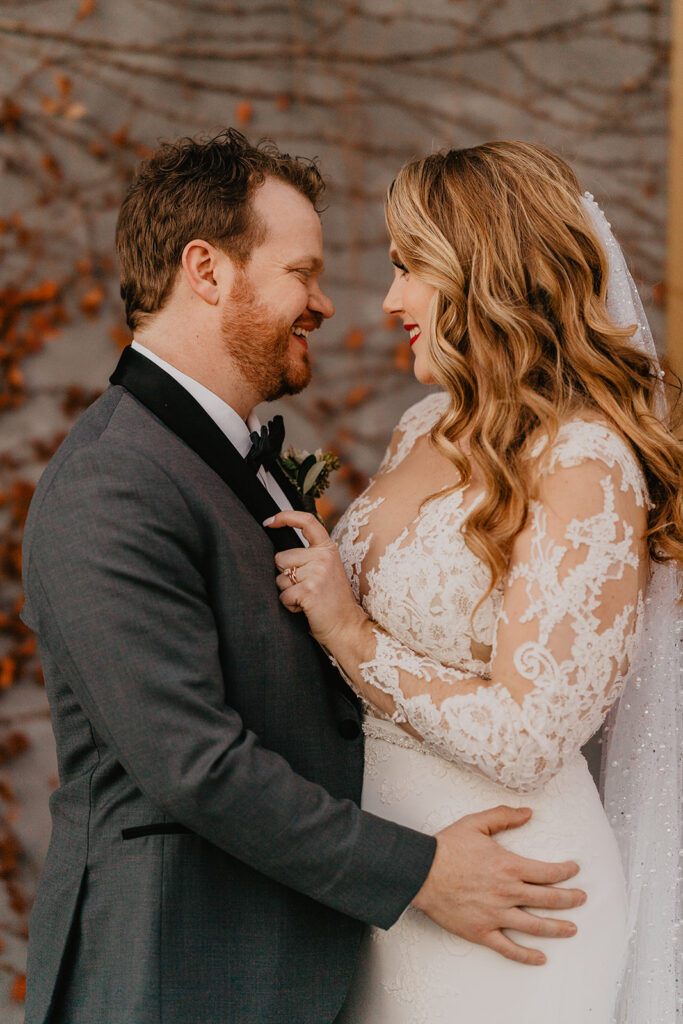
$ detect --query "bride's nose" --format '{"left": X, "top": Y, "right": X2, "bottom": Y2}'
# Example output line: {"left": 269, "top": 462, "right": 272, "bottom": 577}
{"left": 382, "top": 278, "right": 402, "bottom": 316}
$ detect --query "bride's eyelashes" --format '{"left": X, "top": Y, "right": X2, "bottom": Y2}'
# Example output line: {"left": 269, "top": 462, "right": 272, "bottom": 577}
{"left": 392, "top": 260, "right": 409, "bottom": 276}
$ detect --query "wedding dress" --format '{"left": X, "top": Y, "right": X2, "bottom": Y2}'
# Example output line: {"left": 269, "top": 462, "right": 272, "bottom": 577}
{"left": 332, "top": 393, "right": 644, "bottom": 1023}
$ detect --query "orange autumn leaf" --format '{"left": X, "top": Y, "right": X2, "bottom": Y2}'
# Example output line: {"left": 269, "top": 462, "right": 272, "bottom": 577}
{"left": 345, "top": 385, "right": 370, "bottom": 408}
{"left": 235, "top": 101, "right": 253, "bottom": 125}
{"left": 315, "top": 494, "right": 336, "bottom": 522}
{"left": 345, "top": 328, "right": 365, "bottom": 350}
{"left": 0, "top": 732, "right": 30, "bottom": 760}
{"left": 76, "top": 0, "right": 96, "bottom": 19}
{"left": 1, "top": 99, "right": 22, "bottom": 131}
{"left": 26, "top": 279, "right": 59, "bottom": 303}
{"left": 110, "top": 125, "right": 129, "bottom": 148}
{"left": 276, "top": 94, "right": 291, "bottom": 111}
{"left": 652, "top": 281, "right": 666, "bottom": 307}
{"left": 80, "top": 284, "right": 105, "bottom": 318}
{"left": 0, "top": 780, "right": 15, "bottom": 803}
{"left": 40, "top": 96, "right": 60, "bottom": 116}
{"left": 40, "top": 153, "right": 63, "bottom": 179}
{"left": 6, "top": 365, "right": 24, "bottom": 390}
{"left": 64, "top": 102, "right": 88, "bottom": 121}
{"left": 393, "top": 341, "right": 413, "bottom": 372}
{"left": 334, "top": 428, "right": 355, "bottom": 447}
{"left": 0, "top": 657, "right": 16, "bottom": 689}
{"left": 110, "top": 325, "right": 131, "bottom": 350}
{"left": 10, "top": 974, "right": 26, "bottom": 1002}
{"left": 55, "top": 74, "right": 72, "bottom": 99}
{"left": 383, "top": 314, "right": 399, "bottom": 330}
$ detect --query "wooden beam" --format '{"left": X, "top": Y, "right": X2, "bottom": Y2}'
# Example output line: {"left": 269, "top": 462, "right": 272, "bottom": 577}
{"left": 667, "top": 0, "right": 683, "bottom": 385}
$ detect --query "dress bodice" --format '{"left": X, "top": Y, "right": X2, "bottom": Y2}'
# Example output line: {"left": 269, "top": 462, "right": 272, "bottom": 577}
{"left": 334, "top": 393, "right": 500, "bottom": 677}
{"left": 332, "top": 393, "right": 650, "bottom": 792}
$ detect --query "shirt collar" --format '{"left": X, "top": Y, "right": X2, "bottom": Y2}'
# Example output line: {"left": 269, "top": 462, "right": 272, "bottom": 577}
{"left": 130, "top": 341, "right": 260, "bottom": 458}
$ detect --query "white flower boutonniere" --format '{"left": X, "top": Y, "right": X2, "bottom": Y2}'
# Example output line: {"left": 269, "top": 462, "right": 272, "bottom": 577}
{"left": 277, "top": 446, "right": 340, "bottom": 518}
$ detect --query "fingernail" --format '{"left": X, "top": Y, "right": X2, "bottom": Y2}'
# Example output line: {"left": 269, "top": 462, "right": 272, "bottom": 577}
{"left": 567, "top": 924, "right": 577, "bottom": 936}
{"left": 262, "top": 517, "right": 275, "bottom": 526}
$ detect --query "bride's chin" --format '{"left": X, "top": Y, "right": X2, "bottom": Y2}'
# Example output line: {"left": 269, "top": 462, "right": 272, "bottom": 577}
{"left": 413, "top": 360, "right": 436, "bottom": 386}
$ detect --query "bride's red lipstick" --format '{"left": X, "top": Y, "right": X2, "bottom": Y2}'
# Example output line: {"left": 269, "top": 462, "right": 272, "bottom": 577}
{"left": 404, "top": 323, "right": 420, "bottom": 346}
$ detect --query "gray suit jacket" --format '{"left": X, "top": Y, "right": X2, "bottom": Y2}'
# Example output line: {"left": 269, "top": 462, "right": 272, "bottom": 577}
{"left": 21, "top": 348, "right": 436, "bottom": 1024}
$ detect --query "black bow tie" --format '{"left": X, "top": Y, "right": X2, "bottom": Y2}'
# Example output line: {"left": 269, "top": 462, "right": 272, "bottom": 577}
{"left": 246, "top": 414, "right": 285, "bottom": 474}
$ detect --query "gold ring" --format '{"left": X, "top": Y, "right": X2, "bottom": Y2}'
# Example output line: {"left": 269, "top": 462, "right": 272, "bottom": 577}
{"left": 286, "top": 566, "right": 299, "bottom": 586}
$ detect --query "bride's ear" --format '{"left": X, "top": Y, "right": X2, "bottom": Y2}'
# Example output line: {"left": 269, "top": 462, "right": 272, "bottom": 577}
{"left": 181, "top": 239, "right": 235, "bottom": 306}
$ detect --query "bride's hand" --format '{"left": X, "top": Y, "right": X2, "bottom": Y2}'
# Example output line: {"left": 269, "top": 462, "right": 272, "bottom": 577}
{"left": 264, "top": 511, "right": 368, "bottom": 648}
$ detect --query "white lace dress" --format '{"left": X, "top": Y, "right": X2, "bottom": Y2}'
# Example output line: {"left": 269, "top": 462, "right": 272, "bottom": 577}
{"left": 333, "top": 393, "right": 648, "bottom": 1024}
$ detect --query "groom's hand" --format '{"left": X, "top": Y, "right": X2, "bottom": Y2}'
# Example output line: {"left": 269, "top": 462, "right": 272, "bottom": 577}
{"left": 411, "top": 805, "right": 585, "bottom": 966}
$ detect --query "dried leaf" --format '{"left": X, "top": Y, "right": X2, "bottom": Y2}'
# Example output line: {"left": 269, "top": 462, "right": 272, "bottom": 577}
{"left": 0, "top": 658, "right": 16, "bottom": 689}
{"left": 55, "top": 74, "right": 72, "bottom": 99}
{"left": 652, "top": 281, "right": 665, "bottom": 307}
{"left": 345, "top": 328, "right": 365, "bottom": 350}
{"left": 110, "top": 325, "right": 131, "bottom": 350}
{"left": 393, "top": 340, "right": 413, "bottom": 372}
{"left": 40, "top": 96, "right": 61, "bottom": 116}
{"left": 1, "top": 99, "right": 22, "bottom": 131}
{"left": 110, "top": 125, "right": 129, "bottom": 148}
{"left": 76, "top": 0, "right": 96, "bottom": 19}
{"left": 64, "top": 102, "right": 87, "bottom": 121}
{"left": 40, "top": 153, "right": 63, "bottom": 180}
{"left": 315, "top": 494, "right": 336, "bottom": 523}
{"left": 276, "top": 94, "right": 291, "bottom": 111}
{"left": 345, "top": 385, "right": 370, "bottom": 407}
{"left": 10, "top": 974, "right": 26, "bottom": 1002}
{"left": 6, "top": 365, "right": 24, "bottom": 391}
{"left": 23, "top": 279, "right": 59, "bottom": 303}
{"left": 79, "top": 284, "right": 105, "bottom": 318}
{"left": 235, "top": 101, "right": 253, "bottom": 125}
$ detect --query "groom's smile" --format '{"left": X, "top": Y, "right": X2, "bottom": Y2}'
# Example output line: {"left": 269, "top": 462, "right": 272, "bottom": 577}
{"left": 222, "top": 177, "right": 334, "bottom": 403}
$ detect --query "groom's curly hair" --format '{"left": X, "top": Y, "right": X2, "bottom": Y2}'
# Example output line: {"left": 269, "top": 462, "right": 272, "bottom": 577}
{"left": 115, "top": 128, "right": 325, "bottom": 331}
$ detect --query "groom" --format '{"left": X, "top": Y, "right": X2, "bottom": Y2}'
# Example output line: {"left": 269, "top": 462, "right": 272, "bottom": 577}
{"left": 21, "top": 130, "right": 585, "bottom": 1024}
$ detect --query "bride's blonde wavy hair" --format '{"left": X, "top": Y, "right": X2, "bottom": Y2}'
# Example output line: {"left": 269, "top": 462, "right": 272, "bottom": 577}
{"left": 385, "top": 141, "right": 683, "bottom": 595}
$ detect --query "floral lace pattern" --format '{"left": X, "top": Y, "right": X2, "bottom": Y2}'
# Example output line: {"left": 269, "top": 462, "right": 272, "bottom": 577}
{"left": 332, "top": 397, "right": 649, "bottom": 793}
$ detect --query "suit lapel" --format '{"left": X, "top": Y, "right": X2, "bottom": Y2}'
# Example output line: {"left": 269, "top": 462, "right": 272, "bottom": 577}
{"left": 110, "top": 347, "right": 304, "bottom": 554}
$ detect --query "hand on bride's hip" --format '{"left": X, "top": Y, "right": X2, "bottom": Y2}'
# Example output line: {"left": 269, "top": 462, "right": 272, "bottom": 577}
{"left": 413, "top": 804, "right": 587, "bottom": 966}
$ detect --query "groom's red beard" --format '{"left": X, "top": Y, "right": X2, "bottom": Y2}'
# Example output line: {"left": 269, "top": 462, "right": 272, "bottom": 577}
{"left": 221, "top": 276, "right": 312, "bottom": 402}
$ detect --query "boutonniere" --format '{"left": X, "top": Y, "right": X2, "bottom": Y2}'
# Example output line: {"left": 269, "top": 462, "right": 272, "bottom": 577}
{"left": 277, "top": 446, "right": 340, "bottom": 518}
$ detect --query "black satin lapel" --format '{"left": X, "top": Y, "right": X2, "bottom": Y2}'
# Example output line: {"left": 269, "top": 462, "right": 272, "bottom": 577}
{"left": 109, "top": 347, "right": 303, "bottom": 553}
{"left": 268, "top": 460, "right": 309, "bottom": 513}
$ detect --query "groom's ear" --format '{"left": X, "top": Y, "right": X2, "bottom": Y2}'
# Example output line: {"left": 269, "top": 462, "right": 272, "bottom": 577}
{"left": 181, "top": 239, "right": 235, "bottom": 306}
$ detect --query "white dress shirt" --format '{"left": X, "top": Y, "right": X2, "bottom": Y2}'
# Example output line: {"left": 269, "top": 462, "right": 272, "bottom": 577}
{"left": 131, "top": 341, "right": 306, "bottom": 544}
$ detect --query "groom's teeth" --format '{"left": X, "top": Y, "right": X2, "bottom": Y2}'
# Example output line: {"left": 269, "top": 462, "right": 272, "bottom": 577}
{"left": 292, "top": 327, "right": 310, "bottom": 338}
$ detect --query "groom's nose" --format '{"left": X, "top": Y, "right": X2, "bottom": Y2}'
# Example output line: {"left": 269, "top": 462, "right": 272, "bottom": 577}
{"left": 310, "top": 282, "right": 335, "bottom": 320}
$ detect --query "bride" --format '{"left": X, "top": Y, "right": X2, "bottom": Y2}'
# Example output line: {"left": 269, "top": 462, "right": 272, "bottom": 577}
{"left": 267, "top": 142, "right": 683, "bottom": 1022}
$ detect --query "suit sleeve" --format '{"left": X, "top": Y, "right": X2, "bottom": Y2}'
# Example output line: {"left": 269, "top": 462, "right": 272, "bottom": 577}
{"left": 23, "top": 441, "right": 435, "bottom": 928}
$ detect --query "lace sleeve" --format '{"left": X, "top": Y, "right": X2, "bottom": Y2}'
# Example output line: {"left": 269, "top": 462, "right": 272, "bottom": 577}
{"left": 354, "top": 430, "right": 649, "bottom": 792}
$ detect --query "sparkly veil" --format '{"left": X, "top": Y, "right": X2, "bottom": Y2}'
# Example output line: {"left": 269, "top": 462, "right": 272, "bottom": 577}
{"left": 581, "top": 194, "right": 682, "bottom": 1023}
